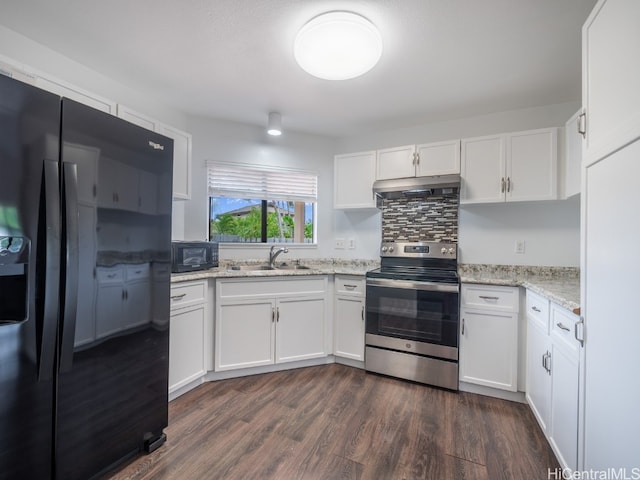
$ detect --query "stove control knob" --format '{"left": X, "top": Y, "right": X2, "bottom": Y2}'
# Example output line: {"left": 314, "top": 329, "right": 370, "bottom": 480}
{"left": 448, "top": 248, "right": 455, "bottom": 255}
{"left": 381, "top": 246, "right": 388, "bottom": 252}
{"left": 388, "top": 246, "right": 395, "bottom": 253}
{"left": 441, "top": 247, "right": 447, "bottom": 254}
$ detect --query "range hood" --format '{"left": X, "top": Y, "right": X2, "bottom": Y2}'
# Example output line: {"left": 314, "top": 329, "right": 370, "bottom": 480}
{"left": 372, "top": 174, "right": 461, "bottom": 199}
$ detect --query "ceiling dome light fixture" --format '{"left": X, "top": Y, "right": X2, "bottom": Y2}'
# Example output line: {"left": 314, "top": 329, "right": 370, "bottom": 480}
{"left": 294, "top": 11, "right": 382, "bottom": 81}
{"left": 267, "top": 112, "right": 282, "bottom": 136}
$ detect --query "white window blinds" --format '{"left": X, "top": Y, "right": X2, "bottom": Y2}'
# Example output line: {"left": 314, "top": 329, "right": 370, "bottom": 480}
{"left": 207, "top": 162, "right": 318, "bottom": 202}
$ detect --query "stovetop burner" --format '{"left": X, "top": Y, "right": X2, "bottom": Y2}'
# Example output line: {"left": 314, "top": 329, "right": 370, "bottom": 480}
{"left": 366, "top": 241, "right": 459, "bottom": 283}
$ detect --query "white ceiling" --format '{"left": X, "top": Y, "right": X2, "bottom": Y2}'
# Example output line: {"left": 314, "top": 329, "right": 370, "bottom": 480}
{"left": 0, "top": 0, "right": 596, "bottom": 137}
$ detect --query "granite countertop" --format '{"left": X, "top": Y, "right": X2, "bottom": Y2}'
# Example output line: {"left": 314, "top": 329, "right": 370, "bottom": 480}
{"left": 459, "top": 264, "right": 580, "bottom": 313}
{"left": 171, "top": 259, "right": 378, "bottom": 283}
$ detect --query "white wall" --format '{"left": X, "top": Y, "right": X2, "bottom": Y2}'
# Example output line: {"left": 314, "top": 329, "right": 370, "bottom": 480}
{"left": 183, "top": 115, "right": 350, "bottom": 260}
{"left": 336, "top": 102, "right": 582, "bottom": 266}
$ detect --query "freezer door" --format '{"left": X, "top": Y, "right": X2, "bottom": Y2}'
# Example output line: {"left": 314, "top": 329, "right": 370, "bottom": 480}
{"left": 56, "top": 99, "right": 173, "bottom": 480}
{"left": 0, "top": 74, "right": 61, "bottom": 480}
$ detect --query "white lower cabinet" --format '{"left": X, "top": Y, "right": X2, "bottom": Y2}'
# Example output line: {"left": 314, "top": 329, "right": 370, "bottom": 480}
{"left": 525, "top": 289, "right": 581, "bottom": 471}
{"left": 215, "top": 277, "right": 328, "bottom": 372}
{"left": 460, "top": 284, "right": 519, "bottom": 391}
{"left": 334, "top": 276, "right": 365, "bottom": 362}
{"left": 169, "top": 280, "right": 208, "bottom": 394}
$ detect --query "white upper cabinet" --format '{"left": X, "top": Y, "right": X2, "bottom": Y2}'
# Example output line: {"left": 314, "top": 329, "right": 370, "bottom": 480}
{"left": 157, "top": 124, "right": 192, "bottom": 200}
{"left": 461, "top": 128, "right": 558, "bottom": 204}
{"left": 334, "top": 151, "right": 376, "bottom": 209}
{"left": 582, "top": 0, "right": 640, "bottom": 166}
{"left": 564, "top": 110, "right": 583, "bottom": 198}
{"left": 376, "top": 140, "right": 461, "bottom": 180}
{"left": 415, "top": 140, "right": 461, "bottom": 177}
{"left": 117, "top": 105, "right": 193, "bottom": 200}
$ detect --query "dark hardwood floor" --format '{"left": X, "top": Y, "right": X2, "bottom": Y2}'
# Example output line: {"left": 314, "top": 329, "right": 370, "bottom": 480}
{"left": 104, "top": 364, "right": 558, "bottom": 480}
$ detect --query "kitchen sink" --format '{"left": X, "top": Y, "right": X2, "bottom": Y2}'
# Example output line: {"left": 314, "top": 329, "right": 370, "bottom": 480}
{"left": 227, "top": 265, "right": 275, "bottom": 271}
{"left": 275, "top": 264, "right": 311, "bottom": 270}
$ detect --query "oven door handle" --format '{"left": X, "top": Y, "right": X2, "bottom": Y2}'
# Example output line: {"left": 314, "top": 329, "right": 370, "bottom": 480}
{"left": 366, "top": 278, "right": 459, "bottom": 293}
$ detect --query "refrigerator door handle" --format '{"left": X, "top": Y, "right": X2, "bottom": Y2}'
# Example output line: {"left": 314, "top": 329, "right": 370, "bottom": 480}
{"left": 59, "top": 162, "right": 79, "bottom": 373}
{"left": 38, "top": 159, "right": 61, "bottom": 381}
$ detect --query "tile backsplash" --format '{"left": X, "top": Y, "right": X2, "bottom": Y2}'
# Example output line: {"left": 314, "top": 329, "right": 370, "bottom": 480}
{"left": 380, "top": 194, "right": 459, "bottom": 243}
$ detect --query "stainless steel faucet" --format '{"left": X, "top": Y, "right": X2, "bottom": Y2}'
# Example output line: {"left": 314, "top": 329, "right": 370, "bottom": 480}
{"left": 268, "top": 245, "right": 289, "bottom": 268}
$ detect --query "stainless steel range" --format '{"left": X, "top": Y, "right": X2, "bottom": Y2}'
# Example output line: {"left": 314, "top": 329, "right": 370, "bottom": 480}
{"left": 365, "top": 241, "right": 459, "bottom": 390}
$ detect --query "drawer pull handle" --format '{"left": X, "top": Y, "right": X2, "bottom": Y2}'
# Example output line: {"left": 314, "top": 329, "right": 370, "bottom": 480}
{"left": 532, "top": 306, "right": 541, "bottom": 313}
{"left": 107, "top": 273, "right": 117, "bottom": 278}
{"left": 171, "top": 293, "right": 186, "bottom": 301}
{"left": 344, "top": 284, "right": 358, "bottom": 290}
{"left": 556, "top": 322, "right": 570, "bottom": 332}
{"left": 361, "top": 306, "right": 365, "bottom": 321}
{"left": 479, "top": 295, "right": 499, "bottom": 300}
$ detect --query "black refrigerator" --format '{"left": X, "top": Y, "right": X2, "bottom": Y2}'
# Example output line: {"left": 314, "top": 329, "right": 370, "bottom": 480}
{"left": 0, "top": 73, "right": 173, "bottom": 480}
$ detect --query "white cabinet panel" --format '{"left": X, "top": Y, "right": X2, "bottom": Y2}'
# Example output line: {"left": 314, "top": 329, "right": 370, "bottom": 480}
{"left": 116, "top": 104, "right": 158, "bottom": 131}
{"left": 334, "top": 151, "right": 376, "bottom": 209}
{"left": 564, "top": 111, "right": 582, "bottom": 198}
{"left": 460, "top": 134, "right": 505, "bottom": 204}
{"left": 276, "top": 297, "right": 326, "bottom": 363}
{"left": 459, "top": 284, "right": 519, "bottom": 392}
{"left": 526, "top": 318, "right": 552, "bottom": 431}
{"left": 169, "top": 304, "right": 206, "bottom": 392}
{"left": 461, "top": 129, "right": 558, "bottom": 204}
{"left": 506, "top": 129, "right": 558, "bottom": 202}
{"left": 582, "top": 0, "right": 640, "bottom": 165}
{"left": 158, "top": 124, "right": 192, "bottom": 200}
{"left": 334, "top": 296, "right": 365, "bottom": 361}
{"left": 376, "top": 145, "right": 415, "bottom": 180}
{"left": 216, "top": 300, "right": 275, "bottom": 370}
{"left": 415, "top": 140, "right": 460, "bottom": 176}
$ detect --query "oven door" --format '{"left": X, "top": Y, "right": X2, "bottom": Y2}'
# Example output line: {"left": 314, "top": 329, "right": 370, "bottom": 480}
{"left": 365, "top": 278, "right": 459, "bottom": 355}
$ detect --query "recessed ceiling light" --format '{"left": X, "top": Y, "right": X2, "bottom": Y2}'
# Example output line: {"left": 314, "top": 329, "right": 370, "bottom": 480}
{"left": 294, "top": 11, "right": 383, "bottom": 81}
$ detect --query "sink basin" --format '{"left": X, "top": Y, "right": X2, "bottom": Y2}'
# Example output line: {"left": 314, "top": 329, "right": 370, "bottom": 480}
{"left": 275, "top": 264, "right": 311, "bottom": 270}
{"left": 227, "top": 265, "right": 275, "bottom": 271}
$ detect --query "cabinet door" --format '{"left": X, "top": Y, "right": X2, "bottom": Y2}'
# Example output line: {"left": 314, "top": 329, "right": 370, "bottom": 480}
{"left": 459, "top": 309, "right": 518, "bottom": 391}
{"left": 158, "top": 124, "right": 192, "bottom": 200}
{"left": 376, "top": 145, "right": 416, "bottom": 180}
{"left": 506, "top": 128, "right": 558, "bottom": 202}
{"left": 549, "top": 335, "right": 580, "bottom": 471}
{"left": 416, "top": 140, "right": 461, "bottom": 176}
{"left": 582, "top": 0, "right": 640, "bottom": 165}
{"left": 216, "top": 299, "right": 274, "bottom": 371}
{"left": 35, "top": 74, "right": 116, "bottom": 114}
{"left": 334, "top": 151, "right": 376, "bottom": 208}
{"left": 116, "top": 104, "right": 158, "bottom": 131}
{"left": 564, "top": 111, "right": 582, "bottom": 198}
{"left": 74, "top": 205, "right": 97, "bottom": 347}
{"left": 97, "top": 157, "right": 139, "bottom": 211}
{"left": 125, "top": 281, "right": 151, "bottom": 330}
{"left": 334, "top": 296, "right": 365, "bottom": 361}
{"left": 526, "top": 319, "right": 552, "bottom": 432}
{"left": 169, "top": 304, "right": 206, "bottom": 392}
{"left": 138, "top": 170, "right": 158, "bottom": 215}
{"left": 460, "top": 135, "right": 505, "bottom": 204}
{"left": 63, "top": 143, "right": 99, "bottom": 205}
{"left": 276, "top": 297, "right": 326, "bottom": 363}
{"left": 95, "top": 283, "right": 124, "bottom": 338}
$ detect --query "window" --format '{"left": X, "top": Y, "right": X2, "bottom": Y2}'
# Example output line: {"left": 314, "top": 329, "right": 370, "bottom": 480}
{"left": 207, "top": 163, "right": 317, "bottom": 244}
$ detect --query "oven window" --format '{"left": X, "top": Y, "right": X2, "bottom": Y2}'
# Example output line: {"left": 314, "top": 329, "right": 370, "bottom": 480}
{"left": 366, "top": 285, "right": 459, "bottom": 348}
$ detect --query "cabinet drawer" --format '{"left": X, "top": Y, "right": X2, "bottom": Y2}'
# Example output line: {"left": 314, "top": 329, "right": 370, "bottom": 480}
{"left": 96, "top": 266, "right": 125, "bottom": 284}
{"left": 126, "top": 263, "right": 150, "bottom": 281}
{"left": 461, "top": 284, "right": 519, "bottom": 312}
{"left": 335, "top": 276, "right": 364, "bottom": 296}
{"left": 526, "top": 289, "right": 550, "bottom": 332}
{"left": 171, "top": 280, "right": 206, "bottom": 309}
{"left": 550, "top": 303, "right": 580, "bottom": 353}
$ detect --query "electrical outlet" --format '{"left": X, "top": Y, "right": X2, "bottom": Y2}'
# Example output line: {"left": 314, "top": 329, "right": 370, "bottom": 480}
{"left": 347, "top": 238, "right": 356, "bottom": 249}
{"left": 335, "top": 238, "right": 346, "bottom": 249}
{"left": 515, "top": 240, "right": 525, "bottom": 254}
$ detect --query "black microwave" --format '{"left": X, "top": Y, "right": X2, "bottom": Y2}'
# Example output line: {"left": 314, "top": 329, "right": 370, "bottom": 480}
{"left": 171, "top": 241, "right": 218, "bottom": 273}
